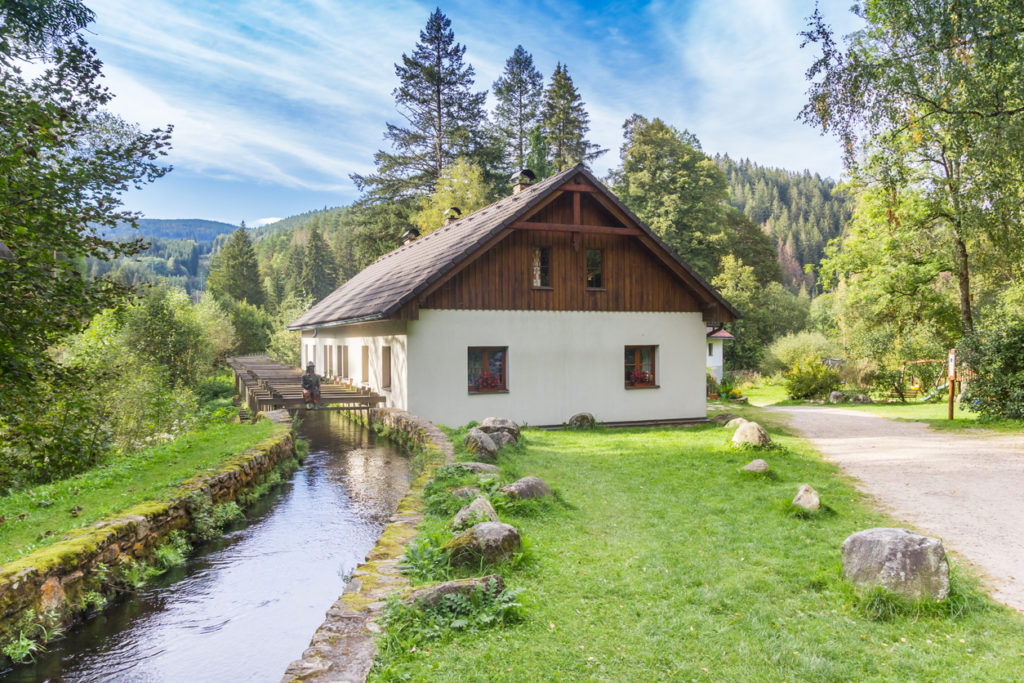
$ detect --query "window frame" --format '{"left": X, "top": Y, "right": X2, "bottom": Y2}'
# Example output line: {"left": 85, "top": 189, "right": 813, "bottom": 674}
{"left": 531, "top": 246, "right": 552, "bottom": 289}
{"left": 361, "top": 345, "right": 369, "bottom": 383}
{"left": 585, "top": 248, "right": 604, "bottom": 289}
{"left": 624, "top": 345, "right": 657, "bottom": 388}
{"left": 467, "top": 346, "right": 508, "bottom": 394}
{"left": 382, "top": 345, "right": 392, "bottom": 389}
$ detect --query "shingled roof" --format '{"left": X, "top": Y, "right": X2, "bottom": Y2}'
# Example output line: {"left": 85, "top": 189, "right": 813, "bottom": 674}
{"left": 289, "top": 164, "right": 738, "bottom": 329}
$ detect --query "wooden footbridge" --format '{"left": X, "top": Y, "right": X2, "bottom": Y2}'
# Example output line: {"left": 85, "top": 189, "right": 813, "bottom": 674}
{"left": 227, "top": 355, "right": 386, "bottom": 414}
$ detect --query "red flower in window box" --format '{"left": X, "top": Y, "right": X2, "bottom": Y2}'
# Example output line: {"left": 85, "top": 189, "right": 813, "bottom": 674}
{"left": 475, "top": 374, "right": 502, "bottom": 391}
{"left": 628, "top": 370, "right": 651, "bottom": 386}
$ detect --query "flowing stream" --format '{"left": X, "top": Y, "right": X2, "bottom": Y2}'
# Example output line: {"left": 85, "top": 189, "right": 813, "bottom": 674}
{"left": 4, "top": 411, "right": 411, "bottom": 682}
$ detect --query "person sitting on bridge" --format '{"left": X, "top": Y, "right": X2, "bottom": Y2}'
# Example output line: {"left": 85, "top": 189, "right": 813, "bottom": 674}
{"left": 302, "top": 362, "right": 321, "bottom": 409}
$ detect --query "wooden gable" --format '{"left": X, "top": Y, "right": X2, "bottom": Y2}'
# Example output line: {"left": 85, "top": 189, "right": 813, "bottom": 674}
{"left": 413, "top": 172, "right": 732, "bottom": 320}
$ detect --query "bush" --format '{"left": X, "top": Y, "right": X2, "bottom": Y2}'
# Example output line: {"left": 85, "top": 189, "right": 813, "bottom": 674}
{"left": 763, "top": 331, "right": 841, "bottom": 375}
{"left": 960, "top": 318, "right": 1024, "bottom": 420}
{"left": 784, "top": 356, "right": 842, "bottom": 400}
{"left": 839, "top": 357, "right": 879, "bottom": 388}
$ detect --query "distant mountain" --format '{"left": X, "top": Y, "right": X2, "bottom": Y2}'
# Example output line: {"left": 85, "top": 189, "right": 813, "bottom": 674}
{"left": 107, "top": 218, "right": 240, "bottom": 242}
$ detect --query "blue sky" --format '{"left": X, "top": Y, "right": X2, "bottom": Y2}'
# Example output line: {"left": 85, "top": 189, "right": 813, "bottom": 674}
{"left": 87, "top": 0, "right": 862, "bottom": 226}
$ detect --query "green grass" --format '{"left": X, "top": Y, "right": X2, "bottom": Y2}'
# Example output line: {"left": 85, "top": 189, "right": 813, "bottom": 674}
{"left": 371, "top": 424, "right": 1024, "bottom": 681}
{"left": 0, "top": 420, "right": 280, "bottom": 565}
{"left": 740, "top": 382, "right": 790, "bottom": 406}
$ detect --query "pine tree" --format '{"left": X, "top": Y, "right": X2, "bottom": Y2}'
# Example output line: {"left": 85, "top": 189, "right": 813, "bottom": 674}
{"left": 299, "top": 225, "right": 337, "bottom": 302}
{"left": 352, "top": 9, "right": 489, "bottom": 199}
{"left": 540, "top": 63, "right": 605, "bottom": 170}
{"left": 492, "top": 45, "right": 543, "bottom": 172}
{"left": 206, "top": 226, "right": 265, "bottom": 307}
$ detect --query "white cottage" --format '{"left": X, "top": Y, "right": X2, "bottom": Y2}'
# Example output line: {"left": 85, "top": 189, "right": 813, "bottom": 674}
{"left": 706, "top": 326, "right": 734, "bottom": 382}
{"left": 289, "top": 165, "right": 738, "bottom": 427}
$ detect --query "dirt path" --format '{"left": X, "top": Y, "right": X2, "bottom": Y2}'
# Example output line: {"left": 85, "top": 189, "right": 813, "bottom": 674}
{"left": 767, "top": 405, "right": 1024, "bottom": 612}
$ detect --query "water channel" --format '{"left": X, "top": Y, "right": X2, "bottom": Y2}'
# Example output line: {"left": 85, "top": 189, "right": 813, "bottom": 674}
{"left": 5, "top": 411, "right": 411, "bottom": 682}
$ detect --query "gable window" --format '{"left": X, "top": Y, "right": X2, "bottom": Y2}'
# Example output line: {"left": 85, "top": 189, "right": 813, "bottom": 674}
{"left": 586, "top": 249, "right": 603, "bottom": 289}
{"left": 382, "top": 346, "right": 392, "bottom": 389}
{"left": 625, "top": 345, "right": 656, "bottom": 388}
{"left": 468, "top": 347, "right": 507, "bottom": 393}
{"left": 532, "top": 246, "right": 551, "bottom": 288}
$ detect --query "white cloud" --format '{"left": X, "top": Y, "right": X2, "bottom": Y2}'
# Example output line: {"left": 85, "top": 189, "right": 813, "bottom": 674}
{"left": 254, "top": 217, "right": 283, "bottom": 227}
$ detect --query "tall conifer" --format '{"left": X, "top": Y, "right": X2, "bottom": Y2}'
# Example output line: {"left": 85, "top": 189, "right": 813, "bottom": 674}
{"left": 299, "top": 226, "right": 337, "bottom": 302}
{"left": 492, "top": 45, "right": 543, "bottom": 172}
{"left": 540, "top": 63, "right": 605, "bottom": 170}
{"left": 206, "top": 226, "right": 265, "bottom": 307}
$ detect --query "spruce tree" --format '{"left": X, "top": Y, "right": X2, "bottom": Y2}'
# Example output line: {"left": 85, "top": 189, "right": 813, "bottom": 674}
{"left": 540, "top": 63, "right": 605, "bottom": 170}
{"left": 352, "top": 9, "right": 489, "bottom": 199}
{"left": 492, "top": 45, "right": 543, "bottom": 172}
{"left": 206, "top": 226, "right": 266, "bottom": 307}
{"left": 299, "top": 225, "right": 337, "bottom": 302}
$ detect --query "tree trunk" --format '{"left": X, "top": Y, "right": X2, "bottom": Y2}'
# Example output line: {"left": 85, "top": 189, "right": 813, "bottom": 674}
{"left": 952, "top": 230, "right": 974, "bottom": 334}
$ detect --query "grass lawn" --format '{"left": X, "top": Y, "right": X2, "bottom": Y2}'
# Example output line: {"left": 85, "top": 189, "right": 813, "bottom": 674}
{"left": 373, "top": 423, "right": 1024, "bottom": 681}
{"left": 0, "top": 419, "right": 281, "bottom": 565}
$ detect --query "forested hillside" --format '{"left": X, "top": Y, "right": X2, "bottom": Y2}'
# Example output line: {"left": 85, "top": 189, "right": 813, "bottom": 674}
{"left": 717, "top": 156, "right": 853, "bottom": 293}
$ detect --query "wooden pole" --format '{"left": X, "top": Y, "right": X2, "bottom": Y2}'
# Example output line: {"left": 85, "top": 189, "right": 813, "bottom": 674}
{"left": 948, "top": 349, "right": 957, "bottom": 421}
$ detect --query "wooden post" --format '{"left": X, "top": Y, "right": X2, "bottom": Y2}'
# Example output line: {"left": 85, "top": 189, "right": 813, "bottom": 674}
{"left": 948, "top": 349, "right": 957, "bottom": 420}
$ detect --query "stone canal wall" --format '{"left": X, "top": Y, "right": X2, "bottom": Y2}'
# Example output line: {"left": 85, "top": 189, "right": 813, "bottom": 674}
{"left": 0, "top": 412, "right": 296, "bottom": 648}
{"left": 282, "top": 408, "right": 453, "bottom": 683}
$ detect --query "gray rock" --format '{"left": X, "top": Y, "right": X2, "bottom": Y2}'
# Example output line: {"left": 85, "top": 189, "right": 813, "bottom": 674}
{"left": 450, "top": 485, "right": 480, "bottom": 500}
{"left": 792, "top": 484, "right": 820, "bottom": 510}
{"left": 479, "top": 417, "right": 520, "bottom": 441}
{"left": 732, "top": 396, "right": 749, "bottom": 404}
{"left": 742, "top": 459, "right": 770, "bottom": 473}
{"left": 842, "top": 528, "right": 949, "bottom": 600}
{"left": 456, "top": 462, "right": 500, "bottom": 474}
{"left": 851, "top": 394, "right": 873, "bottom": 404}
{"left": 710, "top": 412, "right": 740, "bottom": 425}
{"left": 828, "top": 391, "right": 846, "bottom": 404}
{"left": 452, "top": 496, "right": 500, "bottom": 529}
{"left": 444, "top": 522, "right": 521, "bottom": 566}
{"left": 464, "top": 428, "right": 499, "bottom": 461}
{"left": 567, "top": 412, "right": 596, "bottom": 429}
{"left": 731, "top": 421, "right": 771, "bottom": 447}
{"left": 725, "top": 417, "right": 749, "bottom": 428}
{"left": 499, "top": 476, "right": 552, "bottom": 500}
{"left": 491, "top": 431, "right": 517, "bottom": 449}
{"left": 403, "top": 574, "right": 505, "bottom": 608}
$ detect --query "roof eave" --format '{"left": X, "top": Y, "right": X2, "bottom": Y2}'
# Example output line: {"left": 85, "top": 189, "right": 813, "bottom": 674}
{"left": 287, "top": 312, "right": 386, "bottom": 331}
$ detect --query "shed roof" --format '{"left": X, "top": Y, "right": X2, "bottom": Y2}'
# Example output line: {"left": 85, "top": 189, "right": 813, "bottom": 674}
{"left": 706, "top": 326, "right": 735, "bottom": 340}
{"left": 289, "top": 164, "right": 738, "bottom": 329}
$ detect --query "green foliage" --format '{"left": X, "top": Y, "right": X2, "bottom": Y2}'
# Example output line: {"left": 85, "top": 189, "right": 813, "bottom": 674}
{"left": 153, "top": 530, "right": 192, "bottom": 571}
{"left": 423, "top": 465, "right": 484, "bottom": 517}
{"left": 764, "top": 331, "right": 841, "bottom": 375}
{"left": 297, "top": 225, "right": 338, "bottom": 302}
{"left": 540, "top": 62, "right": 605, "bottom": 170}
{"left": 414, "top": 159, "right": 492, "bottom": 234}
{"left": 205, "top": 226, "right": 266, "bottom": 307}
{"left": 186, "top": 492, "right": 244, "bottom": 542}
{"left": 122, "top": 285, "right": 211, "bottom": 389}
{"left": 784, "top": 356, "right": 842, "bottom": 400}
{"left": 853, "top": 569, "right": 987, "bottom": 622}
{"left": 375, "top": 580, "right": 523, "bottom": 668}
{"left": 492, "top": 45, "right": 544, "bottom": 173}
{"left": 398, "top": 528, "right": 453, "bottom": 584}
{"left": 220, "top": 297, "right": 273, "bottom": 355}
{"left": 118, "top": 557, "right": 158, "bottom": 588}
{"left": 960, "top": 317, "right": 1024, "bottom": 419}
{"left": 1, "top": 609, "right": 63, "bottom": 664}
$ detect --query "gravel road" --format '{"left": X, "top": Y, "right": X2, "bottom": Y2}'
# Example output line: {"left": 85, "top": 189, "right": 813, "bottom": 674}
{"left": 767, "top": 405, "right": 1024, "bottom": 612}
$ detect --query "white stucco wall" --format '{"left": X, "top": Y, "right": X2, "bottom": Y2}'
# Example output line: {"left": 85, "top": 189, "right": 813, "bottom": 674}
{"left": 301, "top": 321, "right": 409, "bottom": 411}
{"left": 707, "top": 338, "right": 725, "bottom": 382}
{"left": 404, "top": 309, "right": 707, "bottom": 427}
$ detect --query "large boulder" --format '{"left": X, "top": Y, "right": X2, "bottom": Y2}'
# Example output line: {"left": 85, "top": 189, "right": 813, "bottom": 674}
{"left": 742, "top": 459, "right": 770, "bottom": 473}
{"left": 491, "top": 431, "right": 517, "bottom": 449}
{"left": 464, "top": 428, "right": 499, "bottom": 461}
{"left": 732, "top": 421, "right": 771, "bottom": 447}
{"left": 725, "top": 417, "right": 748, "bottom": 429}
{"left": 403, "top": 574, "right": 505, "bottom": 608}
{"left": 479, "top": 417, "right": 520, "bottom": 442}
{"left": 710, "top": 412, "right": 740, "bottom": 425}
{"left": 792, "top": 484, "right": 820, "bottom": 510}
{"left": 450, "top": 485, "right": 480, "bottom": 500}
{"left": 828, "top": 391, "right": 846, "bottom": 404}
{"left": 841, "top": 528, "right": 949, "bottom": 600}
{"left": 499, "top": 476, "right": 552, "bottom": 500}
{"left": 452, "top": 496, "right": 500, "bottom": 529}
{"left": 567, "top": 412, "right": 596, "bottom": 429}
{"left": 444, "top": 522, "right": 521, "bottom": 566}
{"left": 456, "top": 462, "right": 500, "bottom": 474}
{"left": 851, "top": 394, "right": 873, "bottom": 404}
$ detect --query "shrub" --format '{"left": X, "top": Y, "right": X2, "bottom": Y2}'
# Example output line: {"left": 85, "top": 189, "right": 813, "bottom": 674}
{"left": 763, "top": 331, "right": 841, "bottom": 375}
{"left": 839, "top": 357, "right": 879, "bottom": 388}
{"left": 960, "top": 318, "right": 1024, "bottom": 419}
{"left": 784, "top": 356, "right": 841, "bottom": 400}
{"left": 398, "top": 527, "right": 453, "bottom": 584}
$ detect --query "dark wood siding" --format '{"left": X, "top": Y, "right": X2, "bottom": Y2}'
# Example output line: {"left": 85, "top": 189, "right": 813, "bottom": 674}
{"left": 421, "top": 229, "right": 700, "bottom": 312}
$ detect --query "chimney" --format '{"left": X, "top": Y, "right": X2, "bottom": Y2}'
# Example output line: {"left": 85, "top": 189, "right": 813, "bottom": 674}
{"left": 401, "top": 228, "right": 420, "bottom": 245}
{"left": 443, "top": 206, "right": 462, "bottom": 226}
{"left": 511, "top": 168, "right": 537, "bottom": 195}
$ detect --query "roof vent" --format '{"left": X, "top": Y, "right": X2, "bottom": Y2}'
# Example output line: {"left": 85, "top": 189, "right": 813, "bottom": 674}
{"left": 401, "top": 227, "right": 420, "bottom": 245}
{"left": 510, "top": 168, "right": 536, "bottom": 195}
{"left": 444, "top": 206, "right": 462, "bottom": 225}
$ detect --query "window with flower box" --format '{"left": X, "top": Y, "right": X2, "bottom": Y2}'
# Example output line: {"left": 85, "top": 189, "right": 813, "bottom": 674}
{"left": 468, "top": 347, "right": 507, "bottom": 393}
{"left": 625, "top": 345, "right": 656, "bottom": 388}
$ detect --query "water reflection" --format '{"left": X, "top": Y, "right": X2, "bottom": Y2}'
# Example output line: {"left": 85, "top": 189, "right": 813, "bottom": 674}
{"left": 4, "top": 411, "right": 410, "bottom": 682}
